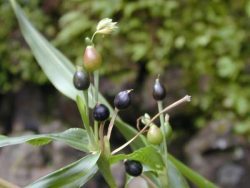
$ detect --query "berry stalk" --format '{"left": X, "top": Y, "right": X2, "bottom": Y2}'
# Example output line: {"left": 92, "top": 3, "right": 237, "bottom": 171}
{"left": 94, "top": 70, "right": 100, "bottom": 141}
{"left": 112, "top": 95, "right": 191, "bottom": 154}
{"left": 107, "top": 108, "right": 119, "bottom": 140}
{"left": 158, "top": 101, "right": 169, "bottom": 187}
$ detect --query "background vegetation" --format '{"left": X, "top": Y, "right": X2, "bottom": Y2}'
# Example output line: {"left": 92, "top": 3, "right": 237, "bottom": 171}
{"left": 1, "top": 0, "right": 250, "bottom": 134}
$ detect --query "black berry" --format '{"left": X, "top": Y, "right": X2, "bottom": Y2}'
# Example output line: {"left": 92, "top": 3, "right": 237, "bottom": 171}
{"left": 73, "top": 70, "right": 90, "bottom": 90}
{"left": 153, "top": 78, "right": 166, "bottom": 101}
{"left": 124, "top": 160, "right": 143, "bottom": 177}
{"left": 93, "top": 104, "right": 110, "bottom": 122}
{"left": 114, "top": 90, "right": 132, "bottom": 110}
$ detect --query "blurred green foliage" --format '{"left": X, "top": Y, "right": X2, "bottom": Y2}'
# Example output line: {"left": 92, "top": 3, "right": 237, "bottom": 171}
{"left": 1, "top": 0, "right": 250, "bottom": 133}
{"left": 0, "top": 0, "right": 53, "bottom": 92}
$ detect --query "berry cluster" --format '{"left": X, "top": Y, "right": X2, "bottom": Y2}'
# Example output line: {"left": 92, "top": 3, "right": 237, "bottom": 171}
{"left": 71, "top": 18, "right": 187, "bottom": 186}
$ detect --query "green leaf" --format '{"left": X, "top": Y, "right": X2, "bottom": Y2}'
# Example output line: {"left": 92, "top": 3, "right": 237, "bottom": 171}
{"left": 9, "top": 0, "right": 82, "bottom": 101}
{"left": 9, "top": 0, "right": 147, "bottom": 151}
{"left": 168, "top": 160, "right": 190, "bottom": 188}
{"left": 110, "top": 146, "right": 164, "bottom": 171}
{"left": 168, "top": 155, "right": 218, "bottom": 188}
{"left": 27, "top": 152, "right": 100, "bottom": 188}
{"left": 97, "top": 154, "right": 117, "bottom": 188}
{"left": 27, "top": 138, "right": 52, "bottom": 146}
{"left": 0, "top": 128, "right": 90, "bottom": 152}
{"left": 76, "top": 95, "right": 92, "bottom": 135}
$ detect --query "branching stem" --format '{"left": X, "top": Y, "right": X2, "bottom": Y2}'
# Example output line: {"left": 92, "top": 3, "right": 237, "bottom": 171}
{"left": 107, "top": 108, "right": 119, "bottom": 140}
{"left": 112, "top": 95, "right": 191, "bottom": 154}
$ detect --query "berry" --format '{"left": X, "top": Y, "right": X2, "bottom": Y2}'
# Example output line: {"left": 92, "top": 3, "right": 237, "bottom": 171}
{"left": 147, "top": 124, "right": 163, "bottom": 145}
{"left": 73, "top": 70, "right": 90, "bottom": 90}
{"left": 114, "top": 90, "right": 132, "bottom": 110}
{"left": 153, "top": 78, "right": 166, "bottom": 101}
{"left": 83, "top": 45, "right": 102, "bottom": 72}
{"left": 124, "top": 160, "right": 143, "bottom": 177}
{"left": 93, "top": 104, "right": 110, "bottom": 122}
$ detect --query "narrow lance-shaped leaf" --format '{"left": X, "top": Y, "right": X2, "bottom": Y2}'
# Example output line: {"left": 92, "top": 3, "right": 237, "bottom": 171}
{"left": 0, "top": 128, "right": 90, "bottom": 152}
{"left": 168, "top": 160, "right": 190, "bottom": 188}
{"left": 169, "top": 155, "right": 219, "bottom": 188}
{"left": 9, "top": 0, "right": 147, "bottom": 150}
{"left": 9, "top": 0, "right": 82, "bottom": 101}
{"left": 26, "top": 152, "right": 100, "bottom": 188}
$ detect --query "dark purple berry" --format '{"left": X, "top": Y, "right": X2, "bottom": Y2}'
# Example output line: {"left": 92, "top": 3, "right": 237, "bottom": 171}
{"left": 124, "top": 160, "right": 143, "bottom": 177}
{"left": 73, "top": 70, "right": 90, "bottom": 90}
{"left": 93, "top": 104, "right": 110, "bottom": 122}
{"left": 114, "top": 90, "right": 132, "bottom": 110}
{"left": 153, "top": 78, "right": 166, "bottom": 101}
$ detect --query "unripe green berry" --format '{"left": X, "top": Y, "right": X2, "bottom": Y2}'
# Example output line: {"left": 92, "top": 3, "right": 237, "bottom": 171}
{"left": 147, "top": 124, "right": 163, "bottom": 145}
{"left": 83, "top": 45, "right": 102, "bottom": 72}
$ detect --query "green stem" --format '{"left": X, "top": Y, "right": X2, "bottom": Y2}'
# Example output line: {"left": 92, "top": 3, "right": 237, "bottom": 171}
{"left": 157, "top": 101, "right": 169, "bottom": 187}
{"left": 94, "top": 121, "right": 98, "bottom": 142}
{"left": 83, "top": 91, "right": 89, "bottom": 126}
{"left": 93, "top": 70, "right": 100, "bottom": 141}
{"left": 97, "top": 153, "right": 116, "bottom": 188}
{"left": 91, "top": 31, "right": 97, "bottom": 43}
{"left": 76, "top": 95, "right": 96, "bottom": 149}
{"left": 94, "top": 70, "right": 99, "bottom": 103}
{"left": 168, "top": 155, "right": 218, "bottom": 188}
{"left": 107, "top": 108, "right": 119, "bottom": 141}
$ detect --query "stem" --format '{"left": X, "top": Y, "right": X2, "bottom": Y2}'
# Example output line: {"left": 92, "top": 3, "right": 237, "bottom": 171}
{"left": 99, "top": 122, "right": 105, "bottom": 151}
{"left": 112, "top": 95, "right": 191, "bottom": 155}
{"left": 168, "top": 155, "right": 218, "bottom": 188}
{"left": 77, "top": 94, "right": 96, "bottom": 148}
{"left": 97, "top": 154, "right": 117, "bottom": 188}
{"left": 83, "top": 91, "right": 89, "bottom": 126}
{"left": 94, "top": 121, "right": 98, "bottom": 142}
{"left": 94, "top": 70, "right": 99, "bottom": 103}
{"left": 158, "top": 101, "right": 169, "bottom": 187}
{"left": 158, "top": 101, "right": 165, "bottom": 130}
{"left": 107, "top": 108, "right": 119, "bottom": 140}
{"left": 94, "top": 70, "right": 100, "bottom": 141}
{"left": 91, "top": 31, "right": 97, "bottom": 43}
